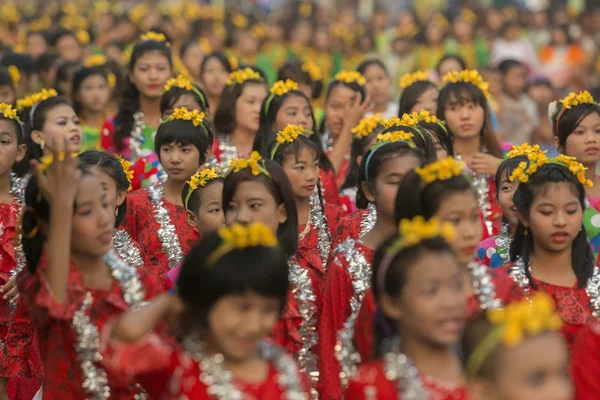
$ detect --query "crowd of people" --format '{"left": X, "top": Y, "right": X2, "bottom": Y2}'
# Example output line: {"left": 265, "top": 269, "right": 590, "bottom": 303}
{"left": 0, "top": 0, "right": 599, "bottom": 399}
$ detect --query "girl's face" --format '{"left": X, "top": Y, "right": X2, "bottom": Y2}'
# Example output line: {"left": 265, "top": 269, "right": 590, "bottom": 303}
{"left": 182, "top": 43, "right": 203, "bottom": 79}
{"left": 522, "top": 182, "right": 582, "bottom": 254}
{"left": 429, "top": 132, "right": 448, "bottom": 159}
{"left": 34, "top": 104, "right": 82, "bottom": 153}
{"left": 503, "top": 65, "right": 527, "bottom": 97}
{"left": 274, "top": 95, "right": 314, "bottom": 132}
{"left": 71, "top": 173, "right": 115, "bottom": 259}
{"left": 235, "top": 83, "right": 268, "bottom": 134}
{"left": 438, "top": 58, "right": 464, "bottom": 78}
{"left": 162, "top": 93, "right": 204, "bottom": 120}
{"left": 95, "top": 167, "right": 125, "bottom": 214}
{"left": 27, "top": 33, "right": 48, "bottom": 60}
{"left": 130, "top": 50, "right": 172, "bottom": 99}
{"left": 201, "top": 57, "right": 229, "bottom": 97}
{"left": 444, "top": 98, "right": 485, "bottom": 141}
{"left": 56, "top": 35, "right": 83, "bottom": 62}
{"left": 207, "top": 290, "right": 281, "bottom": 362}
{"left": 435, "top": 190, "right": 482, "bottom": 265}
{"left": 0, "top": 120, "right": 25, "bottom": 176}
{"left": 562, "top": 112, "right": 600, "bottom": 166}
{"left": 159, "top": 141, "right": 201, "bottom": 183}
{"left": 363, "top": 64, "right": 391, "bottom": 107}
{"left": 0, "top": 84, "right": 16, "bottom": 106}
{"left": 225, "top": 180, "right": 287, "bottom": 234}
{"left": 281, "top": 147, "right": 319, "bottom": 199}
{"left": 411, "top": 87, "right": 439, "bottom": 115}
{"left": 498, "top": 172, "right": 519, "bottom": 228}
{"left": 551, "top": 28, "right": 568, "bottom": 46}
{"left": 325, "top": 85, "right": 358, "bottom": 138}
{"left": 387, "top": 251, "right": 465, "bottom": 347}
{"left": 364, "top": 154, "right": 421, "bottom": 221}
{"left": 78, "top": 74, "right": 111, "bottom": 114}
{"left": 192, "top": 181, "right": 224, "bottom": 234}
{"left": 482, "top": 333, "right": 572, "bottom": 400}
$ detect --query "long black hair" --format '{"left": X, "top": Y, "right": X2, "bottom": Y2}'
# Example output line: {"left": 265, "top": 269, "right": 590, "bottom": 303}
{"left": 509, "top": 163, "right": 593, "bottom": 289}
{"left": 213, "top": 76, "right": 266, "bottom": 136}
{"left": 341, "top": 119, "right": 386, "bottom": 191}
{"left": 380, "top": 124, "right": 437, "bottom": 163}
{"left": 398, "top": 80, "right": 438, "bottom": 116}
{"left": 159, "top": 83, "right": 208, "bottom": 116}
{"left": 154, "top": 118, "right": 214, "bottom": 165}
{"left": 71, "top": 66, "right": 110, "bottom": 116}
{"left": 553, "top": 102, "right": 600, "bottom": 153}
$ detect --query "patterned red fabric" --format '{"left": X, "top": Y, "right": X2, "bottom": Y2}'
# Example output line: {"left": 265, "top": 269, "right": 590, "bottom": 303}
{"left": 335, "top": 158, "right": 350, "bottom": 189}
{"left": 101, "top": 332, "right": 311, "bottom": 399}
{"left": 317, "top": 241, "right": 374, "bottom": 400}
{"left": 345, "top": 360, "right": 470, "bottom": 400}
{"left": 319, "top": 168, "right": 341, "bottom": 207}
{"left": 17, "top": 254, "right": 163, "bottom": 399}
{"left": 572, "top": 319, "right": 600, "bottom": 399}
{"left": 487, "top": 178, "right": 502, "bottom": 237}
{"left": 465, "top": 267, "right": 524, "bottom": 320}
{"left": 332, "top": 208, "right": 368, "bottom": 250}
{"left": 100, "top": 117, "right": 118, "bottom": 155}
{"left": 121, "top": 187, "right": 199, "bottom": 285}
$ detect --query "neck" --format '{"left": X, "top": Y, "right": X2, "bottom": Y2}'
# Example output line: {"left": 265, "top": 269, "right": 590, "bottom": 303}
{"left": 531, "top": 242, "right": 572, "bottom": 273}
{"left": 139, "top": 95, "right": 161, "bottom": 129}
{"left": 401, "top": 333, "right": 463, "bottom": 384}
{"left": 585, "top": 165, "right": 598, "bottom": 184}
{"left": 81, "top": 109, "right": 106, "bottom": 128}
{"left": 0, "top": 172, "right": 11, "bottom": 202}
{"left": 505, "top": 91, "right": 520, "bottom": 101}
{"left": 453, "top": 137, "right": 481, "bottom": 161}
{"left": 207, "top": 95, "right": 220, "bottom": 117}
{"left": 162, "top": 178, "right": 187, "bottom": 207}
{"left": 296, "top": 196, "right": 310, "bottom": 226}
{"left": 373, "top": 102, "right": 388, "bottom": 113}
{"left": 231, "top": 128, "right": 255, "bottom": 155}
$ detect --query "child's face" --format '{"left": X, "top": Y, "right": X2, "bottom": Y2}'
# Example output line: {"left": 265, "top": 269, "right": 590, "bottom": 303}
{"left": 159, "top": 141, "right": 201, "bottom": 183}
{"left": 235, "top": 83, "right": 268, "bottom": 134}
{"left": 363, "top": 64, "right": 391, "bottom": 107}
{"left": 435, "top": 190, "right": 482, "bottom": 265}
{"left": 130, "top": 50, "right": 172, "bottom": 99}
{"left": 443, "top": 98, "right": 485, "bottom": 141}
{"left": 438, "top": 59, "right": 464, "bottom": 78}
{"left": 94, "top": 167, "right": 126, "bottom": 213}
{"left": 71, "top": 173, "right": 115, "bottom": 259}
{"left": 56, "top": 35, "right": 83, "bottom": 62}
{"left": 27, "top": 33, "right": 47, "bottom": 60}
{"left": 182, "top": 43, "right": 203, "bottom": 79}
{"left": 503, "top": 65, "right": 527, "bottom": 97}
{"left": 78, "top": 74, "right": 111, "bottom": 114}
{"left": 190, "top": 181, "right": 224, "bottom": 234}
{"left": 281, "top": 147, "right": 319, "bottom": 200}
{"left": 200, "top": 57, "right": 229, "bottom": 98}
{"left": 480, "top": 333, "right": 572, "bottom": 400}
{"left": 162, "top": 94, "right": 204, "bottom": 120}
{"left": 34, "top": 104, "right": 82, "bottom": 154}
{"left": 274, "top": 95, "right": 314, "bottom": 132}
{"left": 206, "top": 290, "right": 281, "bottom": 362}
{"left": 0, "top": 84, "right": 16, "bottom": 106}
{"left": 411, "top": 87, "right": 439, "bottom": 115}
{"left": 0, "top": 120, "right": 25, "bottom": 176}
{"left": 563, "top": 112, "right": 600, "bottom": 166}
{"left": 522, "top": 182, "right": 582, "bottom": 254}
{"left": 497, "top": 172, "right": 519, "bottom": 228}
{"left": 325, "top": 85, "right": 358, "bottom": 138}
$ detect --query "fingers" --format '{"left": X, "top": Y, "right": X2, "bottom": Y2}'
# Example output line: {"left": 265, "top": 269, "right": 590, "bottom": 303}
{"left": 4, "top": 287, "right": 19, "bottom": 303}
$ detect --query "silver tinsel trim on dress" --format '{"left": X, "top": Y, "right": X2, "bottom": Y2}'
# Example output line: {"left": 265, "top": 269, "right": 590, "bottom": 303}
{"left": 128, "top": 112, "right": 146, "bottom": 161}
{"left": 511, "top": 257, "right": 600, "bottom": 318}
{"left": 334, "top": 239, "right": 371, "bottom": 389}
{"left": 383, "top": 340, "right": 427, "bottom": 400}
{"left": 9, "top": 173, "right": 29, "bottom": 313}
{"left": 73, "top": 249, "right": 146, "bottom": 399}
{"left": 147, "top": 185, "right": 183, "bottom": 269}
{"left": 182, "top": 336, "right": 308, "bottom": 399}
{"left": 495, "top": 223, "right": 512, "bottom": 265}
{"left": 309, "top": 190, "right": 331, "bottom": 270}
{"left": 288, "top": 258, "right": 319, "bottom": 399}
{"left": 472, "top": 173, "right": 493, "bottom": 236}
{"left": 468, "top": 261, "right": 503, "bottom": 310}
{"left": 113, "top": 229, "right": 144, "bottom": 268}
{"left": 216, "top": 134, "right": 239, "bottom": 172}
{"left": 359, "top": 203, "right": 377, "bottom": 238}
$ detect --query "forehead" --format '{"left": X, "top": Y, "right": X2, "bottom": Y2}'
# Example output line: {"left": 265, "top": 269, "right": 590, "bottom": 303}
{"left": 76, "top": 172, "right": 103, "bottom": 199}
{"left": 328, "top": 85, "right": 357, "bottom": 103}
{"left": 531, "top": 182, "right": 579, "bottom": 205}
{"left": 135, "top": 50, "right": 170, "bottom": 65}
{"left": 240, "top": 83, "right": 267, "bottom": 97}
{"left": 199, "top": 181, "right": 223, "bottom": 201}
{"left": 378, "top": 153, "right": 420, "bottom": 175}
{"left": 406, "top": 251, "right": 460, "bottom": 282}
{"left": 436, "top": 190, "right": 478, "bottom": 214}
{"left": 280, "top": 94, "right": 310, "bottom": 108}
{"left": 0, "top": 119, "right": 18, "bottom": 137}
{"left": 46, "top": 104, "right": 76, "bottom": 119}
{"left": 233, "top": 180, "right": 272, "bottom": 199}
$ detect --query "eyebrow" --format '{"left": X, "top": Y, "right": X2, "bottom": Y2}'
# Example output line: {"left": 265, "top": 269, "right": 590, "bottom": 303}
{"left": 537, "top": 201, "right": 580, "bottom": 207}
{"left": 75, "top": 201, "right": 93, "bottom": 208}
{"left": 246, "top": 197, "right": 266, "bottom": 202}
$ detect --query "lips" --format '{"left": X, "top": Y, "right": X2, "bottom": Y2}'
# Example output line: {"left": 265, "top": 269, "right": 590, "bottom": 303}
{"left": 147, "top": 84, "right": 162, "bottom": 90}
{"left": 99, "top": 231, "right": 113, "bottom": 245}
{"left": 551, "top": 231, "right": 569, "bottom": 244}
{"left": 460, "top": 124, "right": 474, "bottom": 131}
{"left": 585, "top": 147, "right": 598, "bottom": 155}
{"left": 436, "top": 316, "right": 464, "bottom": 335}
{"left": 169, "top": 168, "right": 184, "bottom": 175}
{"left": 303, "top": 185, "right": 315, "bottom": 192}
{"left": 70, "top": 135, "right": 81, "bottom": 144}
{"left": 461, "top": 245, "right": 478, "bottom": 256}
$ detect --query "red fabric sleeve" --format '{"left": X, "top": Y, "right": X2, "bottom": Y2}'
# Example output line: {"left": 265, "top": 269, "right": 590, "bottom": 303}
{"left": 572, "top": 321, "right": 600, "bottom": 399}
{"left": 320, "top": 168, "right": 340, "bottom": 206}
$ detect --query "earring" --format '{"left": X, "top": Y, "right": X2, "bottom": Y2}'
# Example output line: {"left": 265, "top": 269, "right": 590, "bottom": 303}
{"left": 524, "top": 227, "right": 528, "bottom": 236}
{"left": 40, "top": 140, "right": 44, "bottom": 150}
{"left": 115, "top": 208, "right": 119, "bottom": 217}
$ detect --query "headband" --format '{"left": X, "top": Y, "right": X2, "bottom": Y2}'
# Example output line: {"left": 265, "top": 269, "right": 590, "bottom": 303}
{"left": 364, "top": 131, "right": 416, "bottom": 182}
{"left": 226, "top": 68, "right": 263, "bottom": 87}
{"left": 509, "top": 152, "right": 593, "bottom": 188}
{"left": 229, "top": 151, "right": 270, "bottom": 177}
{"left": 548, "top": 91, "right": 599, "bottom": 136}
{"left": 16, "top": 88, "right": 59, "bottom": 127}
{"left": 270, "top": 124, "right": 311, "bottom": 159}
{"left": 264, "top": 79, "right": 298, "bottom": 115}
{"left": 163, "top": 74, "right": 208, "bottom": 109}
{"left": 415, "top": 156, "right": 465, "bottom": 185}
{"left": 114, "top": 154, "right": 134, "bottom": 192}
{"left": 334, "top": 70, "right": 366, "bottom": 86}
{"left": 166, "top": 107, "right": 209, "bottom": 137}
{"left": 399, "top": 70, "right": 429, "bottom": 89}
{"left": 184, "top": 167, "right": 223, "bottom": 210}
{"left": 139, "top": 31, "right": 170, "bottom": 46}
{"left": 351, "top": 114, "right": 384, "bottom": 139}
{"left": 0, "top": 103, "right": 25, "bottom": 138}
{"left": 207, "top": 222, "right": 278, "bottom": 265}
{"left": 442, "top": 69, "right": 490, "bottom": 99}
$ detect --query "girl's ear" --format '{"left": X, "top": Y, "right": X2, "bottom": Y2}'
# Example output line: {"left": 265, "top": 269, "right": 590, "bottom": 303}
{"left": 185, "top": 209, "right": 198, "bottom": 228}
{"left": 380, "top": 293, "right": 403, "bottom": 320}
{"left": 361, "top": 181, "right": 376, "bottom": 203}
{"left": 116, "top": 190, "right": 127, "bottom": 207}
{"left": 517, "top": 212, "right": 529, "bottom": 229}
{"left": 277, "top": 203, "right": 288, "bottom": 225}
{"left": 553, "top": 135, "right": 561, "bottom": 151}
{"left": 30, "top": 130, "right": 44, "bottom": 146}
{"left": 16, "top": 144, "right": 27, "bottom": 163}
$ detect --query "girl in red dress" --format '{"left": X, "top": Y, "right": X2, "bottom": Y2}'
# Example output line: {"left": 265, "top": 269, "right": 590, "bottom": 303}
{"left": 464, "top": 294, "right": 572, "bottom": 400}
{"left": 268, "top": 125, "right": 341, "bottom": 281}
{"left": 317, "top": 137, "right": 424, "bottom": 399}
{"left": 122, "top": 107, "right": 211, "bottom": 284}
{"left": 101, "top": 223, "right": 311, "bottom": 399}
{"left": 17, "top": 150, "right": 162, "bottom": 399}
{"left": 395, "top": 157, "right": 523, "bottom": 320}
{"left": 437, "top": 70, "right": 504, "bottom": 236}
{"left": 345, "top": 217, "right": 469, "bottom": 400}
{"left": 506, "top": 152, "right": 599, "bottom": 349}
{"left": 212, "top": 68, "right": 268, "bottom": 169}
{"left": 254, "top": 79, "right": 339, "bottom": 206}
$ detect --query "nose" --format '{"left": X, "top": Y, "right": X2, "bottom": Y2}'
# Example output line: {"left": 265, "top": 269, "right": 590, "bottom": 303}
{"left": 554, "top": 211, "right": 567, "bottom": 227}
{"left": 459, "top": 106, "right": 470, "bottom": 119}
{"left": 307, "top": 168, "right": 319, "bottom": 183}
{"left": 235, "top": 206, "right": 252, "bottom": 225}
{"left": 585, "top": 130, "right": 597, "bottom": 143}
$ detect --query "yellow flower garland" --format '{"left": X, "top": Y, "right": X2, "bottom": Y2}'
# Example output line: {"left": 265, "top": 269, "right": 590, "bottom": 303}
{"left": 114, "top": 154, "right": 134, "bottom": 192}
{"left": 302, "top": 60, "right": 322, "bottom": 81}
{"left": 140, "top": 31, "right": 170, "bottom": 46}
{"left": 167, "top": 107, "right": 206, "bottom": 127}
{"left": 270, "top": 79, "right": 298, "bottom": 96}
{"left": 509, "top": 153, "right": 593, "bottom": 187}
{"left": 376, "top": 130, "right": 415, "bottom": 145}
{"left": 399, "top": 70, "right": 429, "bottom": 89}
{"left": 559, "top": 90, "right": 595, "bottom": 110}
{"left": 229, "top": 151, "right": 270, "bottom": 177}
{"left": 0, "top": 103, "right": 19, "bottom": 121}
{"left": 16, "top": 88, "right": 58, "bottom": 111}
{"left": 334, "top": 70, "right": 366, "bottom": 86}
{"left": 184, "top": 167, "right": 223, "bottom": 209}
{"left": 164, "top": 74, "right": 193, "bottom": 92}
{"left": 226, "top": 68, "right": 262, "bottom": 87}
{"left": 415, "top": 156, "right": 465, "bottom": 183}
{"left": 7, "top": 66, "right": 20, "bottom": 86}
{"left": 352, "top": 114, "right": 384, "bottom": 139}
{"left": 442, "top": 69, "right": 490, "bottom": 99}
{"left": 207, "top": 222, "right": 278, "bottom": 265}
{"left": 506, "top": 143, "right": 546, "bottom": 159}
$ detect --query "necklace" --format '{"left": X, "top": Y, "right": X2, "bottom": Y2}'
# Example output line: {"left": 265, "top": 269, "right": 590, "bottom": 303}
{"left": 112, "top": 229, "right": 144, "bottom": 268}
{"left": 468, "top": 261, "right": 503, "bottom": 311}
{"left": 182, "top": 335, "right": 308, "bottom": 399}
{"left": 73, "top": 249, "right": 146, "bottom": 399}
{"left": 216, "top": 134, "right": 239, "bottom": 171}
{"left": 455, "top": 153, "right": 493, "bottom": 236}
{"left": 308, "top": 190, "right": 331, "bottom": 266}
{"left": 359, "top": 203, "right": 377, "bottom": 238}
{"left": 383, "top": 340, "right": 428, "bottom": 400}
{"left": 298, "top": 207, "right": 312, "bottom": 242}
{"left": 9, "top": 173, "right": 29, "bottom": 281}
{"left": 128, "top": 112, "right": 146, "bottom": 161}
{"left": 495, "top": 223, "right": 512, "bottom": 266}
{"left": 147, "top": 185, "right": 184, "bottom": 269}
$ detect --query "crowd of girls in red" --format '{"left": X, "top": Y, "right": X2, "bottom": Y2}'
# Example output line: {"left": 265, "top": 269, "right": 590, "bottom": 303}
{"left": 1, "top": 29, "right": 600, "bottom": 400}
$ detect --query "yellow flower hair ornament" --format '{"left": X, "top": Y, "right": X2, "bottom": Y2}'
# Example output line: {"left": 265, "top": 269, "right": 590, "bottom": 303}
{"left": 163, "top": 75, "right": 207, "bottom": 108}
{"left": 442, "top": 69, "right": 490, "bottom": 99}
{"left": 0, "top": 103, "right": 21, "bottom": 123}
{"left": 16, "top": 88, "right": 58, "bottom": 111}
{"left": 227, "top": 55, "right": 239, "bottom": 71}
{"left": 376, "top": 130, "right": 415, "bottom": 145}
{"left": 352, "top": 114, "right": 384, "bottom": 139}
{"left": 334, "top": 70, "right": 366, "bottom": 86}
{"left": 466, "top": 293, "right": 562, "bottom": 381}
{"left": 167, "top": 107, "right": 210, "bottom": 137}
{"left": 270, "top": 124, "right": 311, "bottom": 159}
{"left": 399, "top": 70, "right": 429, "bottom": 89}
{"left": 7, "top": 65, "right": 20, "bottom": 86}
{"left": 549, "top": 91, "right": 599, "bottom": 135}
{"left": 114, "top": 154, "right": 134, "bottom": 191}
{"left": 506, "top": 143, "right": 547, "bottom": 159}
{"left": 415, "top": 156, "right": 465, "bottom": 184}
{"left": 229, "top": 151, "right": 270, "bottom": 177}
{"left": 140, "top": 31, "right": 170, "bottom": 46}
{"left": 302, "top": 60, "right": 322, "bottom": 81}
{"left": 509, "top": 152, "right": 593, "bottom": 187}
{"left": 400, "top": 110, "right": 449, "bottom": 136}
{"left": 264, "top": 79, "right": 299, "bottom": 114}
{"left": 207, "top": 222, "right": 278, "bottom": 265}
{"left": 226, "top": 68, "right": 263, "bottom": 87}
{"left": 84, "top": 55, "right": 108, "bottom": 68}
{"left": 184, "top": 167, "right": 224, "bottom": 210}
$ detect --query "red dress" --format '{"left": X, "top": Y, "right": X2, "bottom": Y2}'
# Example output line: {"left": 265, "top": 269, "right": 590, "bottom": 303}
{"left": 332, "top": 205, "right": 377, "bottom": 250}
{"left": 17, "top": 252, "right": 163, "bottom": 399}
{"left": 465, "top": 264, "right": 524, "bottom": 320}
{"left": 572, "top": 319, "right": 600, "bottom": 399}
{"left": 317, "top": 239, "right": 375, "bottom": 400}
{"left": 122, "top": 186, "right": 199, "bottom": 284}
{"left": 101, "top": 334, "right": 310, "bottom": 399}
{"left": 319, "top": 168, "right": 341, "bottom": 207}
{"left": 345, "top": 360, "right": 470, "bottom": 400}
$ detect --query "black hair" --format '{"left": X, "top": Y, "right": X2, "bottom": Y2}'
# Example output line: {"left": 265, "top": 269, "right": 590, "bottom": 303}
{"left": 320, "top": 78, "right": 367, "bottom": 135}
{"left": 159, "top": 83, "right": 209, "bottom": 116}
{"left": 35, "top": 52, "right": 60, "bottom": 76}
{"left": 253, "top": 89, "right": 333, "bottom": 171}
{"left": 357, "top": 141, "right": 424, "bottom": 209}
{"left": 381, "top": 124, "right": 437, "bottom": 163}
{"left": 498, "top": 59, "right": 525, "bottom": 75}
{"left": 213, "top": 78, "right": 267, "bottom": 135}
{"left": 395, "top": 170, "right": 474, "bottom": 224}
{"left": 1, "top": 52, "right": 36, "bottom": 78}
{"left": 419, "top": 121, "right": 454, "bottom": 156}
{"left": 53, "top": 61, "right": 82, "bottom": 97}
{"left": 268, "top": 131, "right": 319, "bottom": 165}
{"left": 494, "top": 156, "right": 527, "bottom": 225}
{"left": 341, "top": 121, "right": 386, "bottom": 191}
{"left": 22, "top": 163, "right": 92, "bottom": 273}
{"left": 177, "top": 229, "right": 289, "bottom": 329}
{"left": 154, "top": 119, "right": 213, "bottom": 165}
{"left": 222, "top": 159, "right": 298, "bottom": 257}
{"left": 357, "top": 59, "right": 389, "bottom": 78}
{"left": 437, "top": 81, "right": 503, "bottom": 158}
{"left": 509, "top": 163, "right": 593, "bottom": 289}
{"left": 181, "top": 177, "right": 224, "bottom": 214}
{"left": 71, "top": 66, "right": 110, "bottom": 115}
{"left": 0, "top": 69, "right": 13, "bottom": 89}
{"left": 277, "top": 58, "right": 322, "bottom": 99}
{"left": 398, "top": 80, "right": 438, "bottom": 116}
{"left": 200, "top": 51, "right": 233, "bottom": 75}
{"left": 372, "top": 234, "right": 458, "bottom": 354}
{"left": 436, "top": 54, "right": 467, "bottom": 76}
{"left": 77, "top": 150, "right": 129, "bottom": 227}
{"left": 553, "top": 103, "right": 600, "bottom": 152}
{"left": 113, "top": 39, "right": 173, "bottom": 151}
